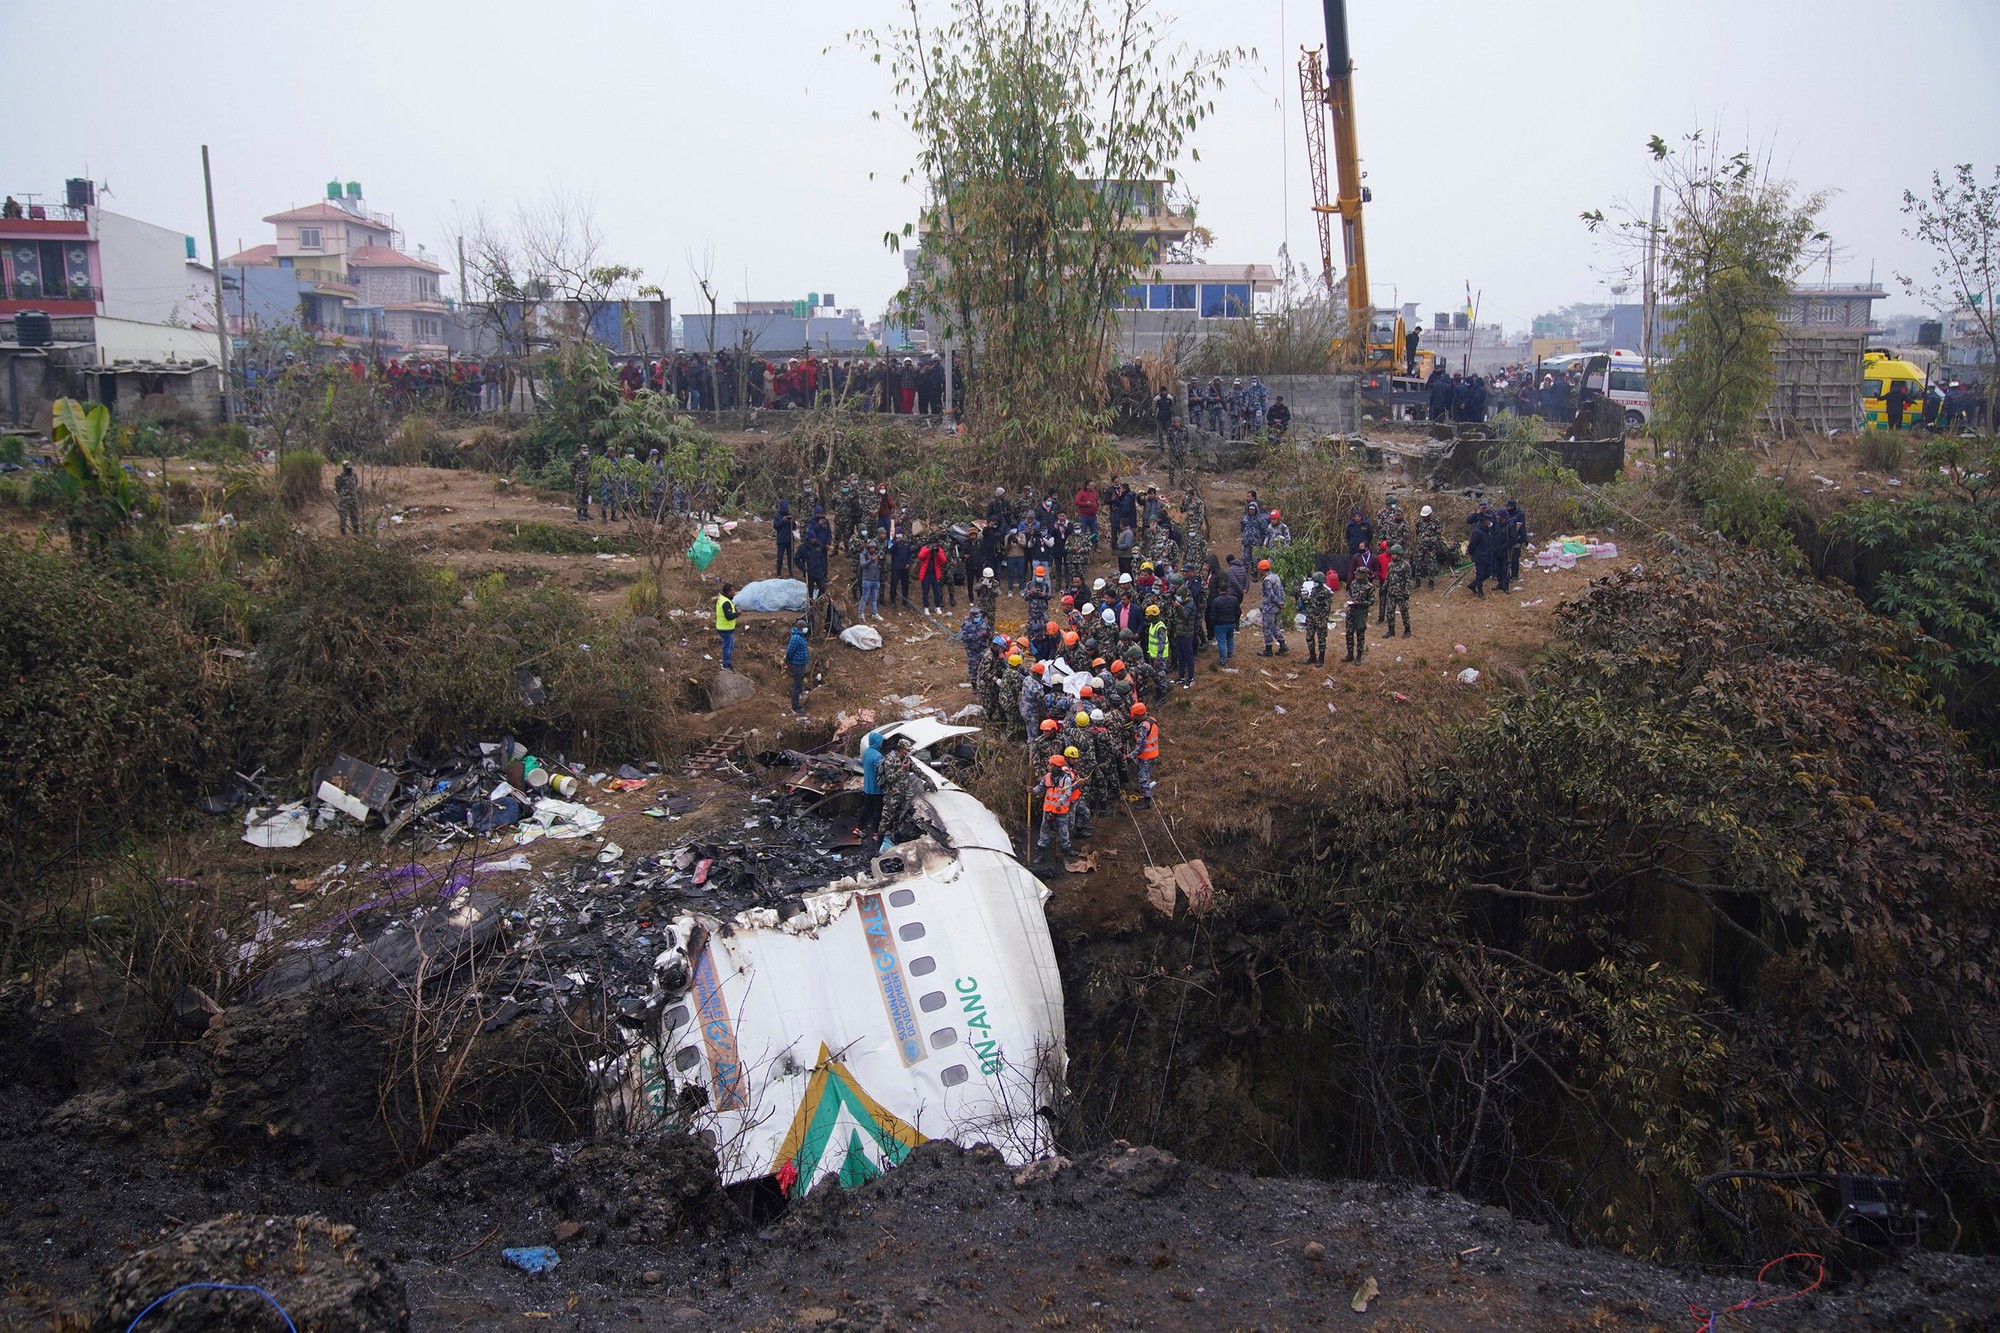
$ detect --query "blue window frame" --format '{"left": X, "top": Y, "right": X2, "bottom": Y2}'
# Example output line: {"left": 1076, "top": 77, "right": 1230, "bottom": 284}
{"left": 1201, "top": 283, "right": 1253, "bottom": 318}
{"left": 1148, "top": 284, "right": 1174, "bottom": 310}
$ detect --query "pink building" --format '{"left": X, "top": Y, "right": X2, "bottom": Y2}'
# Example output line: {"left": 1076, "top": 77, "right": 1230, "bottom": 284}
{"left": 224, "top": 181, "right": 448, "bottom": 352}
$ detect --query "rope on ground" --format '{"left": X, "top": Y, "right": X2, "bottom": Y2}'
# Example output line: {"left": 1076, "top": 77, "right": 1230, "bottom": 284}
{"left": 1686, "top": 1252, "right": 1825, "bottom": 1332}
{"left": 126, "top": 1282, "right": 298, "bottom": 1332}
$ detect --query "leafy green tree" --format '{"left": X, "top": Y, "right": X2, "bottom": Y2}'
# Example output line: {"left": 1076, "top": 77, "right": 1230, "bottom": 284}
{"left": 861, "top": 0, "right": 1241, "bottom": 485}
{"left": 1586, "top": 133, "right": 1827, "bottom": 459}
{"left": 1899, "top": 164, "right": 2000, "bottom": 424}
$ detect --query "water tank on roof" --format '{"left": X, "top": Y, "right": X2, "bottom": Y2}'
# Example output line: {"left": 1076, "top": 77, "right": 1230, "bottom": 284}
{"left": 65, "top": 178, "right": 95, "bottom": 209}
{"left": 345, "top": 181, "right": 362, "bottom": 199}
{"left": 1917, "top": 321, "right": 1944, "bottom": 348}
{"left": 185, "top": 235, "right": 197, "bottom": 259}
{"left": 327, "top": 180, "right": 343, "bottom": 200}
{"left": 15, "top": 311, "right": 54, "bottom": 347}
{"left": 809, "top": 292, "right": 821, "bottom": 308}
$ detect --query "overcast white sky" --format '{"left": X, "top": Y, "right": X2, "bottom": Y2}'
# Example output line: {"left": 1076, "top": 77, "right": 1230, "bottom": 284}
{"left": 14, "top": 0, "right": 2000, "bottom": 331}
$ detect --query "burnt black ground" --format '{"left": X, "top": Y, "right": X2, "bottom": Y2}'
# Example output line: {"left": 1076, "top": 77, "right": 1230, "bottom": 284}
{"left": 5, "top": 1078, "right": 1995, "bottom": 1332}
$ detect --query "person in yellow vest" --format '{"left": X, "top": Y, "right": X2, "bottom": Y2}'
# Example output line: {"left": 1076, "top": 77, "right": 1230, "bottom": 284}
{"left": 714, "top": 583, "right": 738, "bottom": 669}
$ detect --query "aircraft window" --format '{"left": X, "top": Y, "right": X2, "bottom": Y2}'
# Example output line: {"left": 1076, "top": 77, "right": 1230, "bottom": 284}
{"left": 931, "top": 1028, "right": 959, "bottom": 1048}
{"left": 940, "top": 1064, "right": 969, "bottom": 1087}
{"left": 663, "top": 1005, "right": 691, "bottom": 1030}
{"left": 888, "top": 888, "right": 916, "bottom": 907}
{"left": 920, "top": 991, "right": 947, "bottom": 1012}
{"left": 673, "top": 1047, "right": 701, "bottom": 1072}
{"left": 909, "top": 955, "right": 937, "bottom": 976}
{"left": 899, "top": 922, "right": 926, "bottom": 942}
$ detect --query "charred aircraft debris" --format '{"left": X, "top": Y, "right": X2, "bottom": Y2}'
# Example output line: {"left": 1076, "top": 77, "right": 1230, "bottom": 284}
{"left": 231, "top": 721, "right": 1067, "bottom": 1196}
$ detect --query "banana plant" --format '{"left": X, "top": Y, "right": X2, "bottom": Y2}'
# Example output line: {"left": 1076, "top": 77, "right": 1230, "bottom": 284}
{"left": 51, "top": 397, "right": 142, "bottom": 545}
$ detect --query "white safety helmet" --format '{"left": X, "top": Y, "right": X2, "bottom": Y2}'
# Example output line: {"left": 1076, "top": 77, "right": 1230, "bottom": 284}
{"left": 1092, "top": 577, "right": 1107, "bottom": 591}
{"left": 1101, "top": 608, "right": 1116, "bottom": 626}
{"left": 1117, "top": 572, "right": 1133, "bottom": 585}
{"left": 1089, "top": 708, "right": 1105, "bottom": 722}
{"left": 1419, "top": 505, "right": 1434, "bottom": 517}
{"left": 1081, "top": 602, "right": 1095, "bottom": 615}
{"left": 982, "top": 566, "right": 995, "bottom": 578}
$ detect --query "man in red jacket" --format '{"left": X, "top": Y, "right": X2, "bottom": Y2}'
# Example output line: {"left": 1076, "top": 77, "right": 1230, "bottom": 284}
{"left": 916, "top": 538, "right": 949, "bottom": 616}
{"left": 1074, "top": 484, "right": 1100, "bottom": 546}
{"left": 1372, "top": 540, "right": 1393, "bottom": 624}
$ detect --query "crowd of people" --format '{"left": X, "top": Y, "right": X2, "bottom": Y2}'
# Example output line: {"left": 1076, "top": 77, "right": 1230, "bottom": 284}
{"left": 611, "top": 351, "right": 964, "bottom": 417}
{"left": 734, "top": 471, "right": 1535, "bottom": 864}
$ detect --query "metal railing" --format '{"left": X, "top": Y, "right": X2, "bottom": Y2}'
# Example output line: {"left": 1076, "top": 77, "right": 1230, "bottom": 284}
{"left": 7, "top": 281, "right": 101, "bottom": 303}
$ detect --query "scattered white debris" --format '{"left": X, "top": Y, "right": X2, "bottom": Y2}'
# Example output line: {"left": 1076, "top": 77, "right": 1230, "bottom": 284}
{"left": 1457, "top": 668, "right": 1482, "bottom": 685}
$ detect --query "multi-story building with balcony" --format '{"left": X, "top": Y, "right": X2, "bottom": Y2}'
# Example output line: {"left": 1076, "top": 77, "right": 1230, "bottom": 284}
{"left": 222, "top": 181, "right": 449, "bottom": 352}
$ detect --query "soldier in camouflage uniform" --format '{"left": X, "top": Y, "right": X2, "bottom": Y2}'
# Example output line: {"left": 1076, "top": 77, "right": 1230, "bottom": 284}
{"left": 334, "top": 461, "right": 362, "bottom": 536}
{"left": 958, "top": 606, "right": 990, "bottom": 686}
{"left": 834, "top": 483, "right": 865, "bottom": 554}
{"left": 976, "top": 639, "right": 1006, "bottom": 718}
{"left": 1181, "top": 485, "right": 1206, "bottom": 539}
{"left": 1061, "top": 517, "right": 1088, "bottom": 587}
{"left": 1375, "top": 496, "right": 1409, "bottom": 552}
{"left": 996, "top": 656, "right": 1026, "bottom": 737}
{"left": 1413, "top": 504, "right": 1443, "bottom": 589}
{"left": 571, "top": 444, "right": 593, "bottom": 521}
{"left": 1303, "top": 574, "right": 1336, "bottom": 665}
{"left": 974, "top": 567, "right": 1000, "bottom": 623}
{"left": 1142, "top": 520, "right": 1177, "bottom": 571}
{"left": 1030, "top": 717, "right": 1065, "bottom": 772}
{"left": 878, "top": 739, "right": 920, "bottom": 841}
{"left": 1058, "top": 711, "right": 1096, "bottom": 835}
{"left": 1343, "top": 558, "right": 1375, "bottom": 663}
{"left": 1382, "top": 544, "right": 1413, "bottom": 637}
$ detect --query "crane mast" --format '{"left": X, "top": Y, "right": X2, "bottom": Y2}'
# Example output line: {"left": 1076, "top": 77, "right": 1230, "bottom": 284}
{"left": 1301, "top": 0, "right": 1388, "bottom": 374}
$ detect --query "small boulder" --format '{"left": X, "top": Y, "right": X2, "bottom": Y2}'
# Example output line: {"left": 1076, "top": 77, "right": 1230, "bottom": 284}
{"left": 96, "top": 1213, "right": 407, "bottom": 1332}
{"left": 708, "top": 668, "right": 758, "bottom": 710}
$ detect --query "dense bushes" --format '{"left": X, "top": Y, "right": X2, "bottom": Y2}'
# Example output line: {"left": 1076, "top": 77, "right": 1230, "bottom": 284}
{"left": 1077, "top": 545, "right": 2000, "bottom": 1260}
{"left": 0, "top": 540, "right": 216, "bottom": 873}
{"left": 1, "top": 525, "right": 678, "bottom": 896}
{"left": 245, "top": 540, "right": 676, "bottom": 772}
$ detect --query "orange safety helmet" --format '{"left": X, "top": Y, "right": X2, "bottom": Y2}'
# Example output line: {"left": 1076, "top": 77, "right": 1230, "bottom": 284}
{"left": 1130, "top": 702, "right": 1147, "bottom": 718}
{"left": 1257, "top": 559, "right": 1271, "bottom": 571}
{"left": 1062, "top": 630, "right": 1079, "bottom": 646}
{"left": 1030, "top": 661, "right": 1046, "bottom": 675}
{"left": 1270, "top": 508, "right": 1281, "bottom": 520}
{"left": 1040, "top": 718, "right": 1060, "bottom": 733}
{"left": 1060, "top": 595, "right": 1074, "bottom": 607}
{"left": 1033, "top": 564, "right": 1047, "bottom": 576}
{"left": 1078, "top": 684, "right": 1094, "bottom": 698}
{"left": 1110, "top": 659, "right": 1127, "bottom": 674}
{"left": 1044, "top": 620, "right": 1060, "bottom": 635}
{"left": 1048, "top": 753, "right": 1066, "bottom": 767}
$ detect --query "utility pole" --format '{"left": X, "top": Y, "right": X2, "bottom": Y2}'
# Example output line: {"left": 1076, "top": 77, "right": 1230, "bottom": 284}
{"left": 201, "top": 145, "right": 233, "bottom": 423}
{"left": 1642, "top": 183, "right": 1661, "bottom": 364}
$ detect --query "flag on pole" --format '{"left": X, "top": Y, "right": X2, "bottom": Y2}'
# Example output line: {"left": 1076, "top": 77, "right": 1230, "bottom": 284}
{"left": 1463, "top": 281, "right": 1476, "bottom": 323}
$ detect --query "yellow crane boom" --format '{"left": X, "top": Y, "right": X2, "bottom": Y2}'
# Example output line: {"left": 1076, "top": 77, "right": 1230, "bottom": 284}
{"left": 1300, "top": 0, "right": 1401, "bottom": 377}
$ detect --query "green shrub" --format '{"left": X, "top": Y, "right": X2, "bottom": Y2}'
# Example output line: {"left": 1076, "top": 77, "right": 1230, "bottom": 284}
{"left": 186, "top": 423, "right": 252, "bottom": 462}
{"left": 0, "top": 538, "right": 216, "bottom": 870}
{"left": 1856, "top": 428, "right": 1907, "bottom": 473}
{"left": 1683, "top": 448, "right": 1797, "bottom": 560}
{"left": 26, "top": 470, "right": 65, "bottom": 510}
{"left": 245, "top": 537, "right": 673, "bottom": 775}
{"left": 0, "top": 434, "right": 26, "bottom": 465}
{"left": 276, "top": 450, "right": 325, "bottom": 512}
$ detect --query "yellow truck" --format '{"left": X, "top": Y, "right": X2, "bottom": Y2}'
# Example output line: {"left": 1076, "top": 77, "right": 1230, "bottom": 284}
{"left": 1862, "top": 350, "right": 1927, "bottom": 429}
